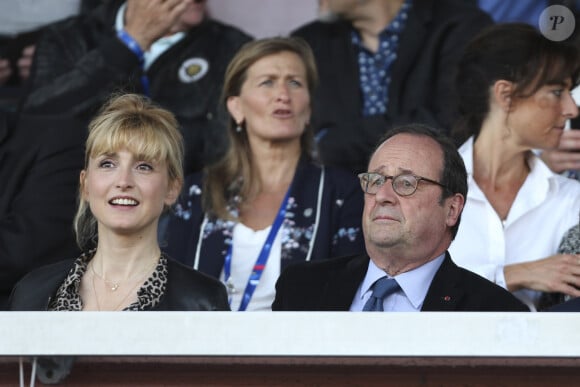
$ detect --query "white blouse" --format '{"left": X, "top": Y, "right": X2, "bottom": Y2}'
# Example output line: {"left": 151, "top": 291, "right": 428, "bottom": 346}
{"left": 220, "top": 223, "right": 282, "bottom": 311}
{"left": 449, "top": 137, "right": 580, "bottom": 311}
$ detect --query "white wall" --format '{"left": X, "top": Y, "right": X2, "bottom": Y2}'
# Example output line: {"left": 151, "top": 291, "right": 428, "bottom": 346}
{"left": 207, "top": 0, "right": 319, "bottom": 38}
{"left": 2, "top": 312, "right": 574, "bottom": 356}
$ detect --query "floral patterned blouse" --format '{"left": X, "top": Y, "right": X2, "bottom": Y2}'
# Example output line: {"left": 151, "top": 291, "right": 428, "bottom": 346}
{"left": 162, "top": 159, "right": 365, "bottom": 279}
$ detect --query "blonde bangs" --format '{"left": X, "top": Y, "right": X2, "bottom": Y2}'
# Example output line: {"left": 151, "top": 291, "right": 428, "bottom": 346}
{"left": 85, "top": 102, "right": 182, "bottom": 181}
{"left": 75, "top": 93, "right": 184, "bottom": 250}
{"left": 88, "top": 122, "right": 169, "bottom": 165}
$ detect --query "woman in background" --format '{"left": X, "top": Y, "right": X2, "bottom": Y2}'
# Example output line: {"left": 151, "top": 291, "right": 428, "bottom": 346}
{"left": 163, "top": 37, "right": 365, "bottom": 311}
{"left": 449, "top": 23, "right": 580, "bottom": 311}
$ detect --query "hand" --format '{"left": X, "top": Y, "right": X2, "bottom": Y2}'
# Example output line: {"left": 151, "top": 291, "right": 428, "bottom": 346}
{"left": 540, "top": 129, "right": 580, "bottom": 173}
{"left": 0, "top": 58, "right": 12, "bottom": 85}
{"left": 505, "top": 253, "right": 580, "bottom": 298}
{"left": 17, "top": 45, "right": 35, "bottom": 81}
{"left": 124, "top": 0, "right": 193, "bottom": 50}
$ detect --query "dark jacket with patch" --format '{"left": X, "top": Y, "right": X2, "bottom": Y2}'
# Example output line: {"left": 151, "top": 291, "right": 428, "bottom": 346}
{"left": 19, "top": 0, "right": 252, "bottom": 174}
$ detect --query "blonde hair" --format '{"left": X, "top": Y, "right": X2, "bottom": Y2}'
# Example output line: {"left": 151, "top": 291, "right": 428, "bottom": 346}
{"left": 74, "top": 93, "right": 184, "bottom": 250}
{"left": 204, "top": 37, "right": 319, "bottom": 220}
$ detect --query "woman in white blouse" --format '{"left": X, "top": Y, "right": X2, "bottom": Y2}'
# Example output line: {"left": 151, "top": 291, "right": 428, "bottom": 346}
{"left": 448, "top": 23, "right": 580, "bottom": 311}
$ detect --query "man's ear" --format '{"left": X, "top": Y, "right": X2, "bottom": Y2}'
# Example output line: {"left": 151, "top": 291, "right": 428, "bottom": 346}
{"left": 445, "top": 193, "right": 465, "bottom": 228}
{"left": 492, "top": 80, "right": 514, "bottom": 112}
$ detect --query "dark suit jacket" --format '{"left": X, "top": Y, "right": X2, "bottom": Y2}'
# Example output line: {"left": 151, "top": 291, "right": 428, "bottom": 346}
{"left": 272, "top": 253, "right": 529, "bottom": 311}
{"left": 546, "top": 297, "right": 580, "bottom": 312}
{"left": 292, "top": 0, "right": 493, "bottom": 173}
{"left": 0, "top": 114, "right": 85, "bottom": 310}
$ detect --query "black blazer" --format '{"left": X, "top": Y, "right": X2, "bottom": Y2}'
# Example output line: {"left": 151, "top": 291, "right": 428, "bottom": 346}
{"left": 0, "top": 114, "right": 85, "bottom": 310}
{"left": 546, "top": 297, "right": 580, "bottom": 312}
{"left": 9, "top": 256, "right": 230, "bottom": 311}
{"left": 272, "top": 253, "right": 529, "bottom": 312}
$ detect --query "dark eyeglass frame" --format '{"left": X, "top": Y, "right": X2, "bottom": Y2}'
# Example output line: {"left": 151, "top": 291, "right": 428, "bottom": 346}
{"left": 357, "top": 172, "right": 448, "bottom": 197}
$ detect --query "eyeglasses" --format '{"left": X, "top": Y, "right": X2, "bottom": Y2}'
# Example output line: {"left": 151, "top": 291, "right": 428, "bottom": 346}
{"left": 358, "top": 172, "right": 447, "bottom": 196}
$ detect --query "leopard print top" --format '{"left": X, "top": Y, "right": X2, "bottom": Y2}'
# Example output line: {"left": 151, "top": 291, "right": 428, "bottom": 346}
{"left": 49, "top": 250, "right": 168, "bottom": 311}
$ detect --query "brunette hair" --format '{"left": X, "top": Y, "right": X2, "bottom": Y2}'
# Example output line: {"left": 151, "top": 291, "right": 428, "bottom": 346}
{"left": 453, "top": 23, "right": 580, "bottom": 145}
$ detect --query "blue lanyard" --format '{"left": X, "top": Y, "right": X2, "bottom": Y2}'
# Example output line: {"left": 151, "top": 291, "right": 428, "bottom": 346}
{"left": 224, "top": 188, "right": 291, "bottom": 311}
{"left": 117, "top": 29, "right": 150, "bottom": 97}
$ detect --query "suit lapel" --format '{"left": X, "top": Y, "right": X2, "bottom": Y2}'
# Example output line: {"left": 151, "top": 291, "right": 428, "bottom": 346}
{"left": 421, "top": 253, "right": 465, "bottom": 311}
{"left": 320, "top": 254, "right": 369, "bottom": 311}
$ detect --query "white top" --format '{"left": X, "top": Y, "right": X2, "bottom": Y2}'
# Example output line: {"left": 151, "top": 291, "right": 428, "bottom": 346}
{"left": 350, "top": 254, "right": 445, "bottom": 312}
{"left": 220, "top": 223, "right": 282, "bottom": 311}
{"left": 449, "top": 137, "right": 580, "bottom": 310}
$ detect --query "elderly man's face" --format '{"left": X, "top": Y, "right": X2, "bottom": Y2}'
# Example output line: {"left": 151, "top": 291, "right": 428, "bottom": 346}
{"left": 362, "top": 134, "right": 461, "bottom": 271}
{"left": 175, "top": 0, "right": 207, "bottom": 30}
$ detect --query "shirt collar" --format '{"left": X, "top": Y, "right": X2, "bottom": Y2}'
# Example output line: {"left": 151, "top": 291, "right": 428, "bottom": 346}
{"left": 458, "top": 136, "right": 562, "bottom": 202}
{"left": 360, "top": 253, "right": 445, "bottom": 309}
{"left": 115, "top": 3, "right": 185, "bottom": 51}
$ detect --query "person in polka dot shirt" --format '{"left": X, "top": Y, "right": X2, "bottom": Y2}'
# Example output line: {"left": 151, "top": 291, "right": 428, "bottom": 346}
{"left": 292, "top": 0, "right": 493, "bottom": 174}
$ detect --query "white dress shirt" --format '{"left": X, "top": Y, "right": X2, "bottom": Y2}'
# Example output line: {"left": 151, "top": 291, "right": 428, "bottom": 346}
{"left": 115, "top": 3, "right": 185, "bottom": 70}
{"left": 449, "top": 137, "right": 580, "bottom": 310}
{"left": 350, "top": 254, "right": 445, "bottom": 312}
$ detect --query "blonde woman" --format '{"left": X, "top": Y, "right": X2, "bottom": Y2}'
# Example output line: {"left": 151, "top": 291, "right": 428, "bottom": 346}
{"left": 10, "top": 93, "right": 229, "bottom": 311}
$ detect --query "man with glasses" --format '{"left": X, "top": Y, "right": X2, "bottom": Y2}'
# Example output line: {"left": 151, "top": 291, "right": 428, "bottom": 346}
{"left": 272, "top": 124, "right": 528, "bottom": 312}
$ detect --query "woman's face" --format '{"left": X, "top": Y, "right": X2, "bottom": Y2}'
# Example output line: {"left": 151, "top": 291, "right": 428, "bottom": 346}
{"left": 508, "top": 79, "right": 578, "bottom": 149}
{"left": 80, "top": 148, "right": 179, "bottom": 238}
{"left": 227, "top": 51, "right": 311, "bottom": 146}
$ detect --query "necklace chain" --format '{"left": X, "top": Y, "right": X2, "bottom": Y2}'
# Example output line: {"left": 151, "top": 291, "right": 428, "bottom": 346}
{"left": 91, "top": 272, "right": 142, "bottom": 311}
{"left": 91, "top": 263, "right": 119, "bottom": 291}
{"left": 90, "top": 255, "right": 160, "bottom": 311}
{"left": 90, "top": 255, "right": 159, "bottom": 291}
